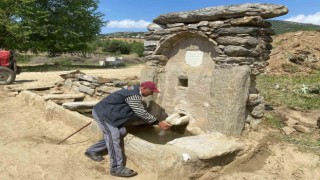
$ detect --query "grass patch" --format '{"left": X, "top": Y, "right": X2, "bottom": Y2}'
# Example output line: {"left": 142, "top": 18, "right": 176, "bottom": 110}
{"left": 16, "top": 54, "right": 35, "bottom": 64}
{"left": 271, "top": 132, "right": 320, "bottom": 155}
{"left": 281, "top": 63, "right": 300, "bottom": 73}
{"left": 15, "top": 53, "right": 142, "bottom": 72}
{"left": 256, "top": 71, "right": 320, "bottom": 110}
{"left": 264, "top": 114, "right": 320, "bottom": 154}
{"left": 264, "top": 113, "right": 285, "bottom": 129}
{"left": 16, "top": 53, "right": 137, "bottom": 72}
{"left": 20, "top": 64, "right": 126, "bottom": 72}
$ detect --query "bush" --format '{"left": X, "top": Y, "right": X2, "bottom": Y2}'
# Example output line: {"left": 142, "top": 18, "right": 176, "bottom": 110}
{"left": 95, "top": 39, "right": 144, "bottom": 57}
{"left": 103, "top": 40, "right": 130, "bottom": 54}
{"left": 130, "top": 42, "right": 144, "bottom": 57}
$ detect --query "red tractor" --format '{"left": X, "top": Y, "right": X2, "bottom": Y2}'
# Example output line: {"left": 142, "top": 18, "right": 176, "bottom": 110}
{"left": 0, "top": 50, "right": 20, "bottom": 85}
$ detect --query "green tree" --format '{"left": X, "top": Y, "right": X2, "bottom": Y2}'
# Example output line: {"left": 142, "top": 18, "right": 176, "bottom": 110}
{"left": 0, "top": 0, "right": 105, "bottom": 55}
{"left": 0, "top": 0, "right": 25, "bottom": 49}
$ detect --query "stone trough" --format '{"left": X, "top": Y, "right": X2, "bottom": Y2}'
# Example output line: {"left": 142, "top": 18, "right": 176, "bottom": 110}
{"left": 13, "top": 3, "right": 288, "bottom": 179}
{"left": 18, "top": 90, "right": 252, "bottom": 179}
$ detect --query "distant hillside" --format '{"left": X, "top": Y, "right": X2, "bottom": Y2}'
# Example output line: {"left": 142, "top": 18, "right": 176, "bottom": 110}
{"left": 101, "top": 32, "right": 145, "bottom": 38}
{"left": 268, "top": 20, "right": 320, "bottom": 34}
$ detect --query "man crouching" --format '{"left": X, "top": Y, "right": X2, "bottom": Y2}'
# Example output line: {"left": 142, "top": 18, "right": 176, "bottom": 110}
{"left": 85, "top": 81, "right": 171, "bottom": 177}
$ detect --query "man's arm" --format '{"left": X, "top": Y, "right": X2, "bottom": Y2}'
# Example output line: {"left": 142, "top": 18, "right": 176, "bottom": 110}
{"left": 125, "top": 95, "right": 171, "bottom": 130}
{"left": 125, "top": 95, "right": 159, "bottom": 125}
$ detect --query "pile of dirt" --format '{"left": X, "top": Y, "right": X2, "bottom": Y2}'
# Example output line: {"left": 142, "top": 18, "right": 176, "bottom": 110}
{"left": 266, "top": 30, "right": 320, "bottom": 75}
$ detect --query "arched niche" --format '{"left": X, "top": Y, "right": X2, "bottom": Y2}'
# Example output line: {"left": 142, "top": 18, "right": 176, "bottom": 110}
{"left": 155, "top": 32, "right": 219, "bottom": 128}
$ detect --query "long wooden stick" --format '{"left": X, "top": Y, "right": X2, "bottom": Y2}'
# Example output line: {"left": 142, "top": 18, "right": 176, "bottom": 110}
{"left": 58, "top": 122, "right": 92, "bottom": 144}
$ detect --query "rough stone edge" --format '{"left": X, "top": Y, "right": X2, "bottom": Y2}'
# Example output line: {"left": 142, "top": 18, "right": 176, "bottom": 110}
{"left": 18, "top": 90, "right": 102, "bottom": 142}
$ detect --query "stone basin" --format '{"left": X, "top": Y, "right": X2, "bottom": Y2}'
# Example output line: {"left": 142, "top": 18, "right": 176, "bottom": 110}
{"left": 125, "top": 131, "right": 245, "bottom": 179}
{"left": 127, "top": 124, "right": 191, "bottom": 144}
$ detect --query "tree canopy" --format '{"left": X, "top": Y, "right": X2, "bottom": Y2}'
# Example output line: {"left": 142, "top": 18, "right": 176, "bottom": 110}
{"left": 0, "top": 0, "right": 104, "bottom": 56}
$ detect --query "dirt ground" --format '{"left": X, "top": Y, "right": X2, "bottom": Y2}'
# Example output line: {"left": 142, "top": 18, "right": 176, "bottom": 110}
{"left": 0, "top": 65, "right": 319, "bottom": 180}
{"left": 0, "top": 66, "right": 155, "bottom": 180}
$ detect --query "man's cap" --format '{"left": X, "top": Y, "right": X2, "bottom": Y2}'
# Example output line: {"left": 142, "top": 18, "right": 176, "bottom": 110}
{"left": 141, "top": 81, "right": 160, "bottom": 93}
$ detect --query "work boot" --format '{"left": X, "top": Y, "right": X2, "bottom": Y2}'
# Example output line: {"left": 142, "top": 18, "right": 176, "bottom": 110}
{"left": 84, "top": 151, "right": 105, "bottom": 162}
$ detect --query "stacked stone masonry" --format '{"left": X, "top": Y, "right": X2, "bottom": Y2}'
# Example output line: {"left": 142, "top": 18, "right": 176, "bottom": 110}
{"left": 142, "top": 3, "right": 288, "bottom": 135}
{"left": 144, "top": 3, "right": 288, "bottom": 75}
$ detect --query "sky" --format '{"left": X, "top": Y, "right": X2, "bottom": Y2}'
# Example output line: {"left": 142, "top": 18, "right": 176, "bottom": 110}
{"left": 98, "top": 0, "right": 320, "bottom": 34}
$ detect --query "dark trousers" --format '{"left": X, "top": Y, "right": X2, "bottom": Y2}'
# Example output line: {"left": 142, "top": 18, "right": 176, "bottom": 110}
{"left": 86, "top": 110, "right": 127, "bottom": 170}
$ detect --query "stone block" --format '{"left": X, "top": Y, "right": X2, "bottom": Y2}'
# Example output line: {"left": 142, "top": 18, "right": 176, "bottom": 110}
{"left": 78, "top": 85, "right": 95, "bottom": 95}
{"left": 167, "top": 132, "right": 244, "bottom": 160}
{"left": 281, "top": 126, "right": 296, "bottom": 135}
{"left": 208, "top": 66, "right": 251, "bottom": 136}
{"left": 147, "top": 23, "right": 166, "bottom": 31}
{"left": 153, "top": 4, "right": 288, "bottom": 24}
{"left": 293, "top": 125, "right": 311, "bottom": 133}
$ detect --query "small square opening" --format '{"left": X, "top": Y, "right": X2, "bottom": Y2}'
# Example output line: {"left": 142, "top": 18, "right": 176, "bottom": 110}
{"left": 179, "top": 78, "right": 188, "bottom": 87}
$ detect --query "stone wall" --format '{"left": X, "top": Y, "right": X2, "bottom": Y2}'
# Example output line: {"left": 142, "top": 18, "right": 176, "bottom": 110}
{"left": 141, "top": 3, "right": 288, "bottom": 135}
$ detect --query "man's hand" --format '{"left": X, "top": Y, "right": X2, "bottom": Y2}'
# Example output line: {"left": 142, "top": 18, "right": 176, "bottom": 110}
{"left": 158, "top": 121, "right": 172, "bottom": 131}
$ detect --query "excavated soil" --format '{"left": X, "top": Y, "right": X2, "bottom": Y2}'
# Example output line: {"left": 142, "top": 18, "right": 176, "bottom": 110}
{"left": 266, "top": 30, "right": 320, "bottom": 75}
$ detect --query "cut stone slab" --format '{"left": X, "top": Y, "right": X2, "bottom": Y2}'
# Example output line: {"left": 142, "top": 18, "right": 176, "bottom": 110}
{"left": 8, "top": 85, "right": 54, "bottom": 92}
{"left": 81, "top": 81, "right": 91, "bottom": 86}
{"left": 62, "top": 101, "right": 98, "bottom": 111}
{"left": 281, "top": 126, "right": 296, "bottom": 135}
{"left": 147, "top": 23, "right": 165, "bottom": 31}
{"left": 288, "top": 111, "right": 319, "bottom": 128}
{"left": 59, "top": 70, "right": 85, "bottom": 79}
{"left": 96, "top": 77, "right": 115, "bottom": 84}
{"left": 153, "top": 3, "right": 288, "bottom": 24}
{"left": 42, "top": 93, "right": 85, "bottom": 101}
{"left": 167, "top": 132, "right": 244, "bottom": 160}
{"left": 230, "top": 16, "right": 272, "bottom": 27}
{"left": 285, "top": 117, "right": 299, "bottom": 127}
{"left": 78, "top": 85, "right": 95, "bottom": 95}
{"left": 75, "top": 74, "right": 97, "bottom": 83}
{"left": 278, "top": 108, "right": 319, "bottom": 128}
{"left": 208, "top": 66, "right": 251, "bottom": 136}
{"left": 96, "top": 86, "right": 121, "bottom": 94}
{"left": 293, "top": 125, "right": 311, "bottom": 133}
